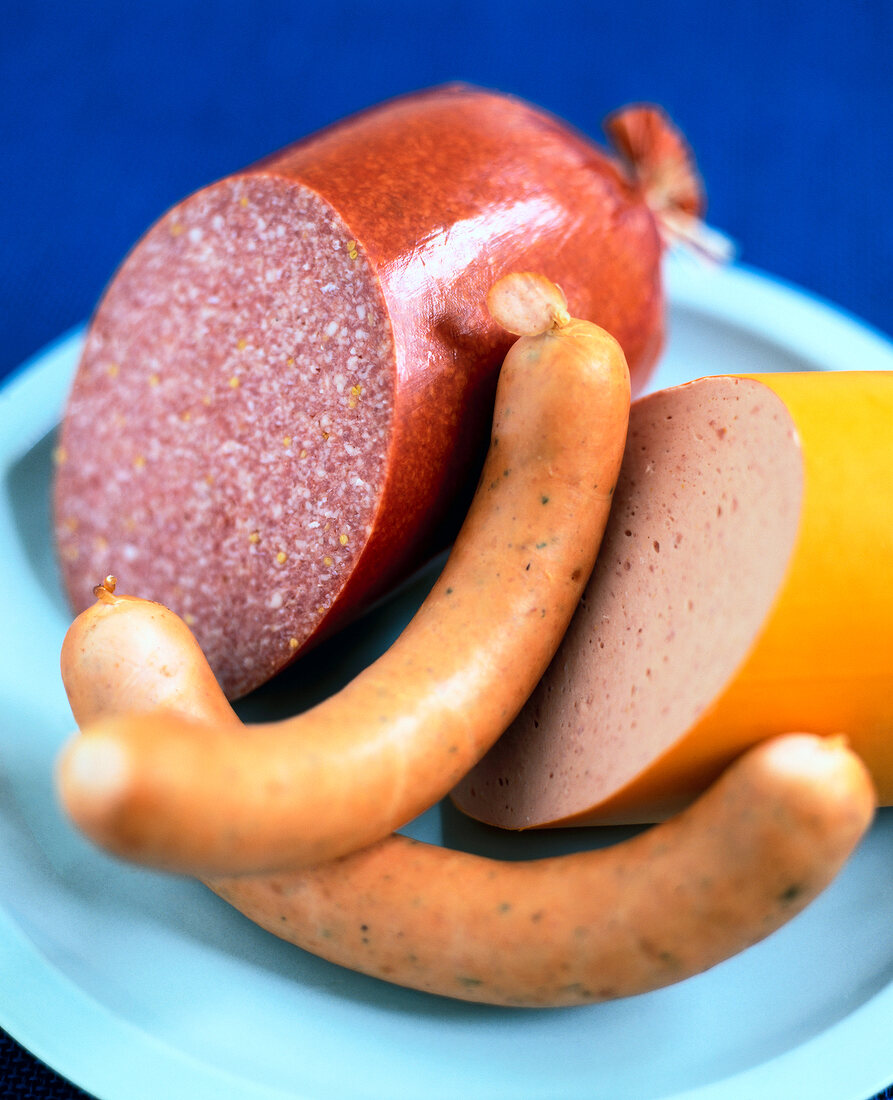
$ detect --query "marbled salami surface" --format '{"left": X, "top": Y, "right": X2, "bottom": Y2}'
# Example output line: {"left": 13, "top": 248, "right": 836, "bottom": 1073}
{"left": 55, "top": 177, "right": 395, "bottom": 697}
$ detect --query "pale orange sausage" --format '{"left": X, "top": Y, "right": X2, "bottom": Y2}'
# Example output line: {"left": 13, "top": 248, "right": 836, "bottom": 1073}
{"left": 58, "top": 579, "right": 875, "bottom": 1007}
{"left": 55, "top": 274, "right": 631, "bottom": 876}
{"left": 213, "top": 735, "right": 873, "bottom": 1006}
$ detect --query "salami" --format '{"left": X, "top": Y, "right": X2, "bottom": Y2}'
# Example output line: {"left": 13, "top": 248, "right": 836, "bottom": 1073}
{"left": 54, "top": 84, "right": 705, "bottom": 698}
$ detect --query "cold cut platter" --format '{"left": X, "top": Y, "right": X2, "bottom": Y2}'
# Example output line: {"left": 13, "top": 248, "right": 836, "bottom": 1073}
{"left": 1, "top": 255, "right": 892, "bottom": 1100}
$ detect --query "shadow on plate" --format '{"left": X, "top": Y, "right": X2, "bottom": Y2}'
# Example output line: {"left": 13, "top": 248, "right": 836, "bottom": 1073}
{"left": 232, "top": 551, "right": 446, "bottom": 723}
{"left": 4, "top": 423, "right": 71, "bottom": 620}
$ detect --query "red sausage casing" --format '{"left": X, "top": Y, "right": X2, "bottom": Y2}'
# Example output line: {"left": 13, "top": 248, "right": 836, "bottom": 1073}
{"left": 54, "top": 84, "right": 699, "bottom": 697}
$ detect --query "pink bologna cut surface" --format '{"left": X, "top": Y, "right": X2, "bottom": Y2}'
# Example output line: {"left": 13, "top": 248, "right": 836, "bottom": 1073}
{"left": 54, "top": 176, "right": 395, "bottom": 698}
{"left": 452, "top": 376, "right": 804, "bottom": 827}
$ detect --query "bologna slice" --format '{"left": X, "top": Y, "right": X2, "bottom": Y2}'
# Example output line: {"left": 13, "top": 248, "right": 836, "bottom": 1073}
{"left": 53, "top": 84, "right": 707, "bottom": 699}
{"left": 452, "top": 371, "right": 893, "bottom": 827}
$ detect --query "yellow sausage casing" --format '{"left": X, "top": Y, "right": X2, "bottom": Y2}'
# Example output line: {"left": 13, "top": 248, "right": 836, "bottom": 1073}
{"left": 454, "top": 370, "right": 893, "bottom": 827}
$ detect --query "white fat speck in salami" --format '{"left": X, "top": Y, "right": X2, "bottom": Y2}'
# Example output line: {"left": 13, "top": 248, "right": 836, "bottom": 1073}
{"left": 55, "top": 177, "right": 394, "bottom": 697}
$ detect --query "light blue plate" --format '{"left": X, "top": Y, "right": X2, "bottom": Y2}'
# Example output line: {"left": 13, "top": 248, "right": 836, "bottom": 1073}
{"left": 1, "top": 256, "right": 892, "bottom": 1100}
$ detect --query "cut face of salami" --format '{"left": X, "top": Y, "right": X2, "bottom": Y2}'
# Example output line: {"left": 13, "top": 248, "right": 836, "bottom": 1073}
{"left": 55, "top": 177, "right": 396, "bottom": 696}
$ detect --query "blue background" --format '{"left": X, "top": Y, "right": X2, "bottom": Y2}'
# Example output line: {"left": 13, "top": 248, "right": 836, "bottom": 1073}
{"left": 2, "top": 2, "right": 892, "bottom": 1098}
{"left": 2, "top": 0, "right": 892, "bottom": 388}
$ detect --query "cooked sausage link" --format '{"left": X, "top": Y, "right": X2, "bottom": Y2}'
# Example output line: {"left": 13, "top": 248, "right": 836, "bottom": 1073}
{"left": 212, "top": 734, "right": 874, "bottom": 1006}
{"left": 56, "top": 275, "right": 631, "bottom": 876}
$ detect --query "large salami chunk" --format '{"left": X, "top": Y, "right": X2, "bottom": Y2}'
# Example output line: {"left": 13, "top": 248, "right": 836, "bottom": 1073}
{"left": 54, "top": 84, "right": 703, "bottom": 697}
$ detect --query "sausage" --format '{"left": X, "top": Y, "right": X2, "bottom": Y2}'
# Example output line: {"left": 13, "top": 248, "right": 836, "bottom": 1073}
{"left": 56, "top": 582, "right": 875, "bottom": 1007}
{"left": 453, "top": 371, "right": 893, "bottom": 829}
{"left": 211, "top": 735, "right": 873, "bottom": 1007}
{"left": 52, "top": 84, "right": 708, "bottom": 699}
{"left": 55, "top": 274, "right": 631, "bottom": 875}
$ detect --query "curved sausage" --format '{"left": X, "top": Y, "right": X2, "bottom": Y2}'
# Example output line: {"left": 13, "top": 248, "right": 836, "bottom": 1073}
{"left": 56, "top": 274, "right": 631, "bottom": 876}
{"left": 453, "top": 370, "right": 893, "bottom": 829}
{"left": 53, "top": 84, "right": 707, "bottom": 699}
{"left": 212, "top": 735, "right": 873, "bottom": 1007}
{"left": 57, "top": 577, "right": 875, "bottom": 1007}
